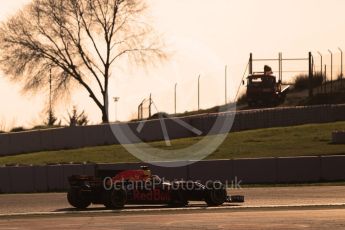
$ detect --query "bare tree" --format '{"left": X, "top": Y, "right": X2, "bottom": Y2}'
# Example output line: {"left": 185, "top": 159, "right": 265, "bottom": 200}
{"left": 0, "top": 0, "right": 166, "bottom": 123}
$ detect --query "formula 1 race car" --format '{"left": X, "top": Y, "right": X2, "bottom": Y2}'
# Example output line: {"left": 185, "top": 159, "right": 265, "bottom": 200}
{"left": 67, "top": 166, "right": 244, "bottom": 209}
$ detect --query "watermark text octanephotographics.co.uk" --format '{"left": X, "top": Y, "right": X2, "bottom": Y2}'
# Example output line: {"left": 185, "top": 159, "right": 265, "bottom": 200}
{"left": 102, "top": 177, "right": 243, "bottom": 191}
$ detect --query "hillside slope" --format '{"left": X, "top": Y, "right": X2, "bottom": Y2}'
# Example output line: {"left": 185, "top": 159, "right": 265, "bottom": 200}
{"left": 0, "top": 121, "right": 344, "bottom": 165}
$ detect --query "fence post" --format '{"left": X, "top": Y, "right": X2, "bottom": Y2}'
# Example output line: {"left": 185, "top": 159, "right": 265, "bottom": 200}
{"left": 149, "top": 94, "right": 152, "bottom": 118}
{"left": 249, "top": 53, "right": 253, "bottom": 75}
{"left": 339, "top": 48, "right": 343, "bottom": 89}
{"left": 328, "top": 50, "right": 333, "bottom": 95}
{"left": 309, "top": 52, "right": 314, "bottom": 97}
{"left": 324, "top": 65, "right": 327, "bottom": 94}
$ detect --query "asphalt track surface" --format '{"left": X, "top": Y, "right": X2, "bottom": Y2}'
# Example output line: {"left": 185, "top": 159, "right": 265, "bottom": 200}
{"left": 1, "top": 186, "right": 345, "bottom": 229}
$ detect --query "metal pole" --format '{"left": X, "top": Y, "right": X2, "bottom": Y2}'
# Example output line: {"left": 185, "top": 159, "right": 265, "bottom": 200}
{"left": 249, "top": 53, "right": 253, "bottom": 75}
{"left": 225, "top": 65, "right": 227, "bottom": 104}
{"left": 278, "top": 53, "right": 281, "bottom": 81}
{"left": 317, "top": 51, "right": 326, "bottom": 94}
{"left": 308, "top": 52, "right": 313, "bottom": 97}
{"left": 139, "top": 98, "right": 146, "bottom": 120}
{"left": 280, "top": 52, "right": 283, "bottom": 82}
{"left": 198, "top": 75, "right": 201, "bottom": 110}
{"left": 328, "top": 50, "right": 333, "bottom": 94}
{"left": 339, "top": 48, "right": 343, "bottom": 78}
{"left": 115, "top": 101, "right": 117, "bottom": 121}
{"left": 149, "top": 94, "right": 152, "bottom": 118}
{"left": 324, "top": 65, "right": 327, "bottom": 94}
{"left": 174, "top": 83, "right": 177, "bottom": 114}
{"left": 113, "top": 97, "right": 120, "bottom": 122}
{"left": 49, "top": 67, "right": 52, "bottom": 114}
{"left": 317, "top": 52, "right": 323, "bottom": 76}
{"left": 339, "top": 47, "right": 343, "bottom": 88}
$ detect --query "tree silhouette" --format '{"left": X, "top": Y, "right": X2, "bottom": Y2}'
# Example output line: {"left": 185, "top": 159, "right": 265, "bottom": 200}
{"left": 45, "top": 109, "right": 58, "bottom": 126}
{"left": 66, "top": 106, "right": 89, "bottom": 127}
{"left": 0, "top": 0, "right": 166, "bottom": 123}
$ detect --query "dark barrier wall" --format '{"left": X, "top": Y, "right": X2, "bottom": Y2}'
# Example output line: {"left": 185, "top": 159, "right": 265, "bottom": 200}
{"left": 2, "top": 156, "right": 345, "bottom": 193}
{"left": 233, "top": 158, "right": 277, "bottom": 184}
{"left": 0, "top": 164, "right": 96, "bottom": 193}
{"left": 276, "top": 157, "right": 321, "bottom": 183}
{"left": 188, "top": 160, "right": 234, "bottom": 184}
{"left": 332, "top": 131, "right": 345, "bottom": 144}
{"left": 1, "top": 104, "right": 345, "bottom": 156}
{"left": 320, "top": 156, "right": 345, "bottom": 181}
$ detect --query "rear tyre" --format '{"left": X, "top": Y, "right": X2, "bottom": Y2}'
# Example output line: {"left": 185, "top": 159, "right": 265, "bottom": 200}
{"left": 103, "top": 190, "right": 115, "bottom": 209}
{"left": 111, "top": 189, "right": 127, "bottom": 209}
{"left": 205, "top": 181, "right": 227, "bottom": 206}
{"left": 67, "top": 188, "right": 91, "bottom": 209}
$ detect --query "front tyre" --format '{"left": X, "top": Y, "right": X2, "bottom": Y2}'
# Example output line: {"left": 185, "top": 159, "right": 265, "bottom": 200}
{"left": 205, "top": 181, "right": 227, "bottom": 206}
{"left": 104, "top": 189, "right": 127, "bottom": 209}
{"left": 169, "top": 189, "right": 188, "bottom": 207}
{"left": 67, "top": 188, "right": 91, "bottom": 209}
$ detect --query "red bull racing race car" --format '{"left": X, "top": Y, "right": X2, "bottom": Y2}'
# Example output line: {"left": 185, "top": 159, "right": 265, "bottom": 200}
{"left": 67, "top": 166, "right": 244, "bottom": 209}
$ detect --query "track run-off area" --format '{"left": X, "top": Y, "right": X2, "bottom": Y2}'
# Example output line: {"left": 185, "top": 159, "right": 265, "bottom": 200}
{"left": 1, "top": 186, "right": 345, "bottom": 229}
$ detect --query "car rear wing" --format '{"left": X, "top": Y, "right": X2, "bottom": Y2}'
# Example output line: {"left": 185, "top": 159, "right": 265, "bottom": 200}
{"left": 68, "top": 175, "right": 99, "bottom": 187}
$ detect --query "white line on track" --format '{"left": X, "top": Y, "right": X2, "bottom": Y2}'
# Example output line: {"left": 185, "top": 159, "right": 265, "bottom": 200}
{"left": 1, "top": 203, "right": 345, "bottom": 218}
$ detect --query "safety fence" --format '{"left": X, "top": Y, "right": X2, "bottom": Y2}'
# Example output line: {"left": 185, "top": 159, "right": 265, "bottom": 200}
{"left": 1, "top": 156, "right": 345, "bottom": 193}
{"left": 0, "top": 104, "right": 345, "bottom": 156}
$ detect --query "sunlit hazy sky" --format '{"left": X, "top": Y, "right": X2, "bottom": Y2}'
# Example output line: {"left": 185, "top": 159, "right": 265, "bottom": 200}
{"left": 1, "top": 0, "right": 345, "bottom": 129}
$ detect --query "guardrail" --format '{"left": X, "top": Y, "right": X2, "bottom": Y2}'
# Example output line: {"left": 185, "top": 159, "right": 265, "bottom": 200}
{"left": 0, "top": 104, "right": 345, "bottom": 156}
{"left": 1, "top": 156, "right": 345, "bottom": 193}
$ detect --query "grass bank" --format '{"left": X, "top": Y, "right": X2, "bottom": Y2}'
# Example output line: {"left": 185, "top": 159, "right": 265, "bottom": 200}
{"left": 0, "top": 121, "right": 344, "bottom": 165}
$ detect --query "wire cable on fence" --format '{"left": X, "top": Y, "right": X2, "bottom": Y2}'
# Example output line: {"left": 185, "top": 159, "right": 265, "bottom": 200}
{"left": 254, "top": 70, "right": 309, "bottom": 73}
{"left": 253, "top": 58, "right": 309, "bottom": 61}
